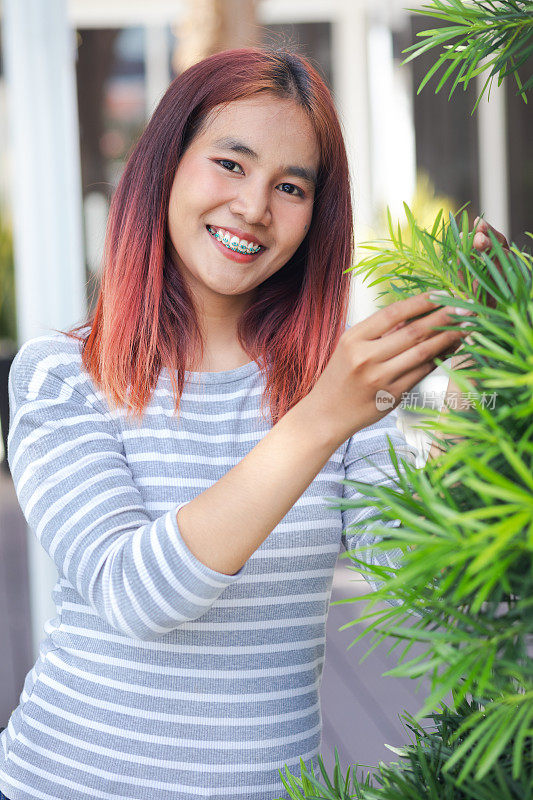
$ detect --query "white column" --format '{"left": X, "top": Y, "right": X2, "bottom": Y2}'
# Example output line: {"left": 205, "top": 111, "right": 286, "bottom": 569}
{"left": 331, "top": 2, "right": 372, "bottom": 237}
{"left": 331, "top": 3, "right": 376, "bottom": 325}
{"left": 145, "top": 25, "right": 172, "bottom": 118}
{"left": 367, "top": 19, "right": 416, "bottom": 222}
{"left": 3, "top": 0, "right": 86, "bottom": 659}
{"left": 477, "top": 75, "right": 509, "bottom": 234}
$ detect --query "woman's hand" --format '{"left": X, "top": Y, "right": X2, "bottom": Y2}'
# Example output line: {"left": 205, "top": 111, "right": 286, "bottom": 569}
{"left": 307, "top": 291, "right": 469, "bottom": 447}
{"left": 454, "top": 216, "right": 510, "bottom": 349}
{"left": 410, "top": 217, "right": 510, "bottom": 356}
{"left": 306, "top": 218, "right": 511, "bottom": 448}
{"left": 458, "top": 216, "right": 510, "bottom": 308}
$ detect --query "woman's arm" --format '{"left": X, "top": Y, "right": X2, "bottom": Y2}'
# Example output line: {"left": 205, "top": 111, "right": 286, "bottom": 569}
{"left": 177, "top": 392, "right": 339, "bottom": 575}
{"left": 8, "top": 339, "right": 247, "bottom": 640}
{"left": 176, "top": 292, "right": 466, "bottom": 576}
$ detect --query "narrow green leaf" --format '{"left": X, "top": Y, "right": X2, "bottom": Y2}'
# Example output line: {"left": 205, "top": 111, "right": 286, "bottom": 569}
{"left": 474, "top": 704, "right": 527, "bottom": 779}
{"left": 512, "top": 705, "right": 533, "bottom": 778}
{"left": 418, "top": 53, "right": 451, "bottom": 93}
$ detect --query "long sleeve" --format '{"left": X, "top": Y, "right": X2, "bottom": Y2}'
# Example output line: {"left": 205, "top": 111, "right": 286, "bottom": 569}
{"left": 7, "top": 338, "right": 246, "bottom": 641}
{"left": 340, "top": 408, "right": 419, "bottom": 593}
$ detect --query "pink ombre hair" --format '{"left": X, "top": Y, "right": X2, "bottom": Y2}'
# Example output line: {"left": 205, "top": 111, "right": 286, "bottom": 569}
{"left": 61, "top": 47, "right": 353, "bottom": 425}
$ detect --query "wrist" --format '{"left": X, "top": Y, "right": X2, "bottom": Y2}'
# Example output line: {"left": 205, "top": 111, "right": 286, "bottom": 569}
{"left": 291, "top": 390, "right": 344, "bottom": 454}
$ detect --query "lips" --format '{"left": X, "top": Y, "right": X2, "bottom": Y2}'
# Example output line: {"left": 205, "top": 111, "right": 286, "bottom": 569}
{"left": 206, "top": 225, "right": 266, "bottom": 249}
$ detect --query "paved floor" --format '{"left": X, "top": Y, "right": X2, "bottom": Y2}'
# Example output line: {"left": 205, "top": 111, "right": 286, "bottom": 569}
{"left": 0, "top": 465, "right": 433, "bottom": 785}
{"left": 320, "top": 559, "right": 431, "bottom": 778}
{"left": 0, "top": 468, "right": 33, "bottom": 730}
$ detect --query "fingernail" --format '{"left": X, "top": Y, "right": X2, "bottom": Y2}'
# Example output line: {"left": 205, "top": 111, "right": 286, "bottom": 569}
{"left": 455, "top": 299, "right": 475, "bottom": 317}
{"left": 429, "top": 291, "right": 454, "bottom": 303}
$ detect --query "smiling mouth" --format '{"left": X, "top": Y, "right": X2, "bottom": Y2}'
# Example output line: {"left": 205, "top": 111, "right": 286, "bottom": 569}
{"left": 206, "top": 225, "right": 265, "bottom": 254}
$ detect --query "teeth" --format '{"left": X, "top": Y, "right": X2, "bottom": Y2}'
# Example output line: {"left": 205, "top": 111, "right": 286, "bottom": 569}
{"left": 208, "top": 226, "right": 261, "bottom": 253}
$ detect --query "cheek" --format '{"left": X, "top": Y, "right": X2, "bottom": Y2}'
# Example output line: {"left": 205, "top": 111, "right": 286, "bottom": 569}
{"left": 280, "top": 207, "right": 313, "bottom": 251}
{"left": 202, "top": 171, "right": 235, "bottom": 204}
{"left": 168, "top": 187, "right": 201, "bottom": 238}
{"left": 173, "top": 169, "right": 232, "bottom": 225}
{"left": 167, "top": 195, "right": 184, "bottom": 241}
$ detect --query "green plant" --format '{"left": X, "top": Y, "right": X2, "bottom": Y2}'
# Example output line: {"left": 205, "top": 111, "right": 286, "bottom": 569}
{"left": 276, "top": 701, "right": 533, "bottom": 799}
{"left": 403, "top": 0, "right": 533, "bottom": 111}
{"left": 338, "top": 208, "right": 533, "bottom": 782}
{"left": 275, "top": 205, "right": 533, "bottom": 798}
{"left": 275, "top": 1, "right": 533, "bottom": 796}
{"left": 367, "top": 172, "right": 457, "bottom": 306}
{"left": 275, "top": 747, "right": 370, "bottom": 800}
{"left": 0, "top": 206, "right": 17, "bottom": 346}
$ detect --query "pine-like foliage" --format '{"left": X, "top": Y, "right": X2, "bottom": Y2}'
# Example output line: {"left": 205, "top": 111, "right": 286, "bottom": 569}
{"left": 403, "top": 0, "right": 533, "bottom": 110}
{"left": 274, "top": 2, "right": 533, "bottom": 796}
{"left": 275, "top": 702, "right": 533, "bottom": 799}
{"left": 275, "top": 207, "right": 533, "bottom": 798}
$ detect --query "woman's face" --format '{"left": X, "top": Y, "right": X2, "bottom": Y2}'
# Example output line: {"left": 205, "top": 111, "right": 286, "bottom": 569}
{"left": 167, "top": 93, "right": 320, "bottom": 309}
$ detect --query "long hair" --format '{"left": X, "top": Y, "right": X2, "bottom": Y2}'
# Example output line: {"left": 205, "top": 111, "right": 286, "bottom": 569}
{"left": 61, "top": 47, "right": 353, "bottom": 426}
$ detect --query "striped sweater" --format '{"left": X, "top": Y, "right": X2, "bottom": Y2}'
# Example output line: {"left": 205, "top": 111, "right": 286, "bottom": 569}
{"left": 1, "top": 330, "right": 417, "bottom": 800}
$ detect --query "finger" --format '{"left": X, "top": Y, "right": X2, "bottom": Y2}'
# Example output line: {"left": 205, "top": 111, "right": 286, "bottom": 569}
{"left": 356, "top": 292, "right": 445, "bottom": 341}
{"left": 473, "top": 217, "right": 509, "bottom": 249}
{"left": 380, "top": 320, "right": 407, "bottom": 337}
{"left": 390, "top": 360, "right": 439, "bottom": 402}
{"left": 373, "top": 304, "right": 469, "bottom": 362}
{"left": 473, "top": 231, "right": 492, "bottom": 250}
{"left": 382, "top": 327, "right": 467, "bottom": 384}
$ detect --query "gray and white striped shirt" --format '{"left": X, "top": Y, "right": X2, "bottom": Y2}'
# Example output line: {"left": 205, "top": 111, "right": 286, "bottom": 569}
{"left": 1, "top": 330, "right": 417, "bottom": 800}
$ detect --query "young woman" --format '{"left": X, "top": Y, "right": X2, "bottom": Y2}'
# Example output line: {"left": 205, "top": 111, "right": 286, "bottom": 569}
{"left": 0, "top": 47, "right": 506, "bottom": 800}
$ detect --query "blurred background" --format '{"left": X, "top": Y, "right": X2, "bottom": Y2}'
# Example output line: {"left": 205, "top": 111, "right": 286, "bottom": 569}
{"left": 0, "top": 0, "right": 531, "bottom": 777}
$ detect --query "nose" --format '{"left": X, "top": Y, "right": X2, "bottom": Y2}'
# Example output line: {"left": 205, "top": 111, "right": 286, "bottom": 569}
{"left": 228, "top": 178, "right": 272, "bottom": 227}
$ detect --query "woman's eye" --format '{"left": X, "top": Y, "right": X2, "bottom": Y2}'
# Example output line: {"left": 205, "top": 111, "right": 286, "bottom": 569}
{"left": 217, "top": 159, "right": 243, "bottom": 174}
{"left": 216, "top": 161, "right": 303, "bottom": 197}
{"left": 278, "top": 183, "right": 304, "bottom": 198}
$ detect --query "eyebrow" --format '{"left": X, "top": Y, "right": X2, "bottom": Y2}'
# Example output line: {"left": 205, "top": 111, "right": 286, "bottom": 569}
{"left": 211, "top": 136, "right": 318, "bottom": 188}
